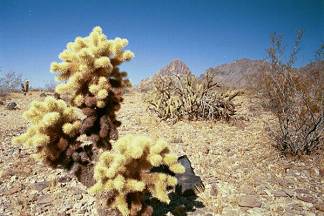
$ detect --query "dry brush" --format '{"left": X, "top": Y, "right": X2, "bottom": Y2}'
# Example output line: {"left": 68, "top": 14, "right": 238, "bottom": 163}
{"left": 145, "top": 72, "right": 239, "bottom": 123}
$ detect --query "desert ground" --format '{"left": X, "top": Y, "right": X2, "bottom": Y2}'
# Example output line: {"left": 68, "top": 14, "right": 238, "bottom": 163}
{"left": 0, "top": 91, "right": 323, "bottom": 216}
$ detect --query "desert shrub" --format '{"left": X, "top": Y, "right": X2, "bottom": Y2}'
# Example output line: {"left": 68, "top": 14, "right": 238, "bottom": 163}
{"left": 258, "top": 31, "right": 323, "bottom": 155}
{"left": 145, "top": 72, "right": 239, "bottom": 123}
{"left": 90, "top": 134, "right": 185, "bottom": 216}
{"left": 138, "top": 77, "right": 155, "bottom": 93}
{"left": 0, "top": 71, "right": 22, "bottom": 96}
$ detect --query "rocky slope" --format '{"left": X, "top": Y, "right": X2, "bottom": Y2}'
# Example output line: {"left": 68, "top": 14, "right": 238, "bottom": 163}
{"left": 201, "top": 58, "right": 270, "bottom": 88}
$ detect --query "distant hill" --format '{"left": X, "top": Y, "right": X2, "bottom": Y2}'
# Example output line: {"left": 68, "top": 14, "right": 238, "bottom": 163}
{"left": 200, "top": 58, "right": 270, "bottom": 88}
{"left": 138, "top": 59, "right": 192, "bottom": 92}
{"left": 158, "top": 59, "right": 192, "bottom": 76}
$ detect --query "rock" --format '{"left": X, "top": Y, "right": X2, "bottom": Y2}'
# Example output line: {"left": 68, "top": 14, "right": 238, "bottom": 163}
{"left": 210, "top": 184, "right": 218, "bottom": 196}
{"left": 6, "top": 102, "right": 17, "bottom": 110}
{"left": 253, "top": 175, "right": 266, "bottom": 185}
{"left": 296, "top": 193, "right": 316, "bottom": 204}
{"left": 37, "top": 194, "right": 53, "bottom": 205}
{"left": 239, "top": 184, "right": 255, "bottom": 195}
{"left": 40, "top": 92, "right": 47, "bottom": 97}
{"left": 238, "top": 195, "right": 262, "bottom": 208}
{"left": 272, "top": 190, "right": 288, "bottom": 197}
{"left": 75, "top": 194, "right": 83, "bottom": 200}
{"left": 222, "top": 207, "right": 239, "bottom": 216}
{"left": 315, "top": 202, "right": 324, "bottom": 212}
{"left": 276, "top": 178, "right": 294, "bottom": 187}
{"left": 2, "top": 185, "right": 23, "bottom": 195}
{"left": 0, "top": 100, "right": 4, "bottom": 105}
{"left": 283, "top": 189, "right": 294, "bottom": 197}
{"left": 171, "top": 137, "right": 183, "bottom": 143}
{"left": 319, "top": 168, "right": 324, "bottom": 177}
{"left": 58, "top": 175, "right": 72, "bottom": 183}
{"left": 32, "top": 181, "right": 49, "bottom": 192}
{"left": 203, "top": 146, "right": 209, "bottom": 154}
{"left": 294, "top": 188, "right": 310, "bottom": 194}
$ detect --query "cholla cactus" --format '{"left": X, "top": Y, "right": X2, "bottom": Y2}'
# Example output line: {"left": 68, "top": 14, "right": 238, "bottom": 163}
{"left": 146, "top": 73, "right": 237, "bottom": 122}
{"left": 21, "top": 80, "right": 29, "bottom": 95}
{"left": 89, "top": 134, "right": 185, "bottom": 216}
{"left": 13, "top": 96, "right": 81, "bottom": 167}
{"left": 50, "top": 26, "right": 134, "bottom": 148}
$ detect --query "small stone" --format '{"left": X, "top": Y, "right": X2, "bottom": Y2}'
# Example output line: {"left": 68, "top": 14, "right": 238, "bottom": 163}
{"left": 210, "top": 184, "right": 218, "bottom": 196}
{"left": 6, "top": 102, "right": 17, "bottom": 110}
{"left": 58, "top": 175, "right": 72, "bottom": 183}
{"left": 238, "top": 195, "right": 262, "bottom": 208}
{"left": 319, "top": 168, "right": 324, "bottom": 177}
{"left": 32, "top": 181, "right": 49, "bottom": 192}
{"left": 315, "top": 202, "right": 324, "bottom": 212}
{"left": 2, "top": 185, "right": 23, "bottom": 195}
{"left": 294, "top": 188, "right": 310, "bottom": 194}
{"left": 40, "top": 92, "right": 47, "bottom": 97}
{"left": 272, "top": 190, "right": 288, "bottom": 197}
{"left": 296, "top": 194, "right": 316, "bottom": 204}
{"left": 37, "top": 194, "right": 52, "bottom": 205}
{"left": 10, "top": 175, "right": 18, "bottom": 181}
{"left": 309, "top": 168, "right": 320, "bottom": 177}
{"left": 222, "top": 207, "right": 239, "bottom": 216}
{"left": 75, "top": 194, "right": 83, "bottom": 200}
{"left": 171, "top": 137, "right": 183, "bottom": 143}
{"left": 283, "top": 189, "right": 294, "bottom": 197}
{"left": 239, "top": 184, "right": 255, "bottom": 195}
{"left": 203, "top": 146, "right": 210, "bottom": 154}
{"left": 253, "top": 175, "right": 266, "bottom": 185}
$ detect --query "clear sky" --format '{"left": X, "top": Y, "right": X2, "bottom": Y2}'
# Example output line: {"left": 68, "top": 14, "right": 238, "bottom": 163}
{"left": 0, "top": 0, "right": 323, "bottom": 87}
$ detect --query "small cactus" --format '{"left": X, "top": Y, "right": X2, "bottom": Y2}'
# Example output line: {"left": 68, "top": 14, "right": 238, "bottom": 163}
{"left": 146, "top": 73, "right": 237, "bottom": 122}
{"left": 13, "top": 26, "right": 135, "bottom": 184}
{"left": 89, "top": 134, "right": 185, "bottom": 216}
{"left": 21, "top": 80, "right": 29, "bottom": 95}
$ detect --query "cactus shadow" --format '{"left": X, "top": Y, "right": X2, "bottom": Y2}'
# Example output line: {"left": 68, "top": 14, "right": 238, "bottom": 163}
{"left": 146, "top": 188, "right": 205, "bottom": 216}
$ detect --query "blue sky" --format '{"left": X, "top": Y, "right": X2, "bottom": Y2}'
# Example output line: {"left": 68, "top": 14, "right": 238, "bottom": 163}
{"left": 0, "top": 0, "right": 323, "bottom": 87}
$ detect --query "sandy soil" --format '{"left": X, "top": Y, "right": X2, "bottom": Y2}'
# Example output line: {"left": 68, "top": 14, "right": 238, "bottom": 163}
{"left": 0, "top": 91, "right": 323, "bottom": 216}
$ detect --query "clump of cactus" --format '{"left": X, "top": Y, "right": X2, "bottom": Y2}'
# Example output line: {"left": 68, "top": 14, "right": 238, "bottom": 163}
{"left": 89, "top": 134, "right": 185, "bottom": 216}
{"left": 13, "top": 97, "right": 82, "bottom": 167}
{"left": 146, "top": 72, "right": 238, "bottom": 123}
{"left": 13, "top": 26, "right": 134, "bottom": 185}
{"left": 51, "top": 26, "right": 133, "bottom": 149}
{"left": 21, "top": 80, "right": 29, "bottom": 95}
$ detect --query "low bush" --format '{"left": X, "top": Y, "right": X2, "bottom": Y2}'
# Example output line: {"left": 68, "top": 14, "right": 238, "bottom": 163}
{"left": 145, "top": 72, "right": 239, "bottom": 123}
{"left": 258, "top": 31, "right": 323, "bottom": 155}
{"left": 0, "top": 71, "right": 22, "bottom": 96}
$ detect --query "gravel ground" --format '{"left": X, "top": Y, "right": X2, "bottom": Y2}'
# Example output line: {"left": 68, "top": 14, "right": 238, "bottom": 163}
{"left": 0, "top": 91, "right": 323, "bottom": 216}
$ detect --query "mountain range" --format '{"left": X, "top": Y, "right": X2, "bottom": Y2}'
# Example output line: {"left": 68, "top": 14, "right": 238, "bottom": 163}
{"left": 138, "top": 58, "right": 323, "bottom": 90}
